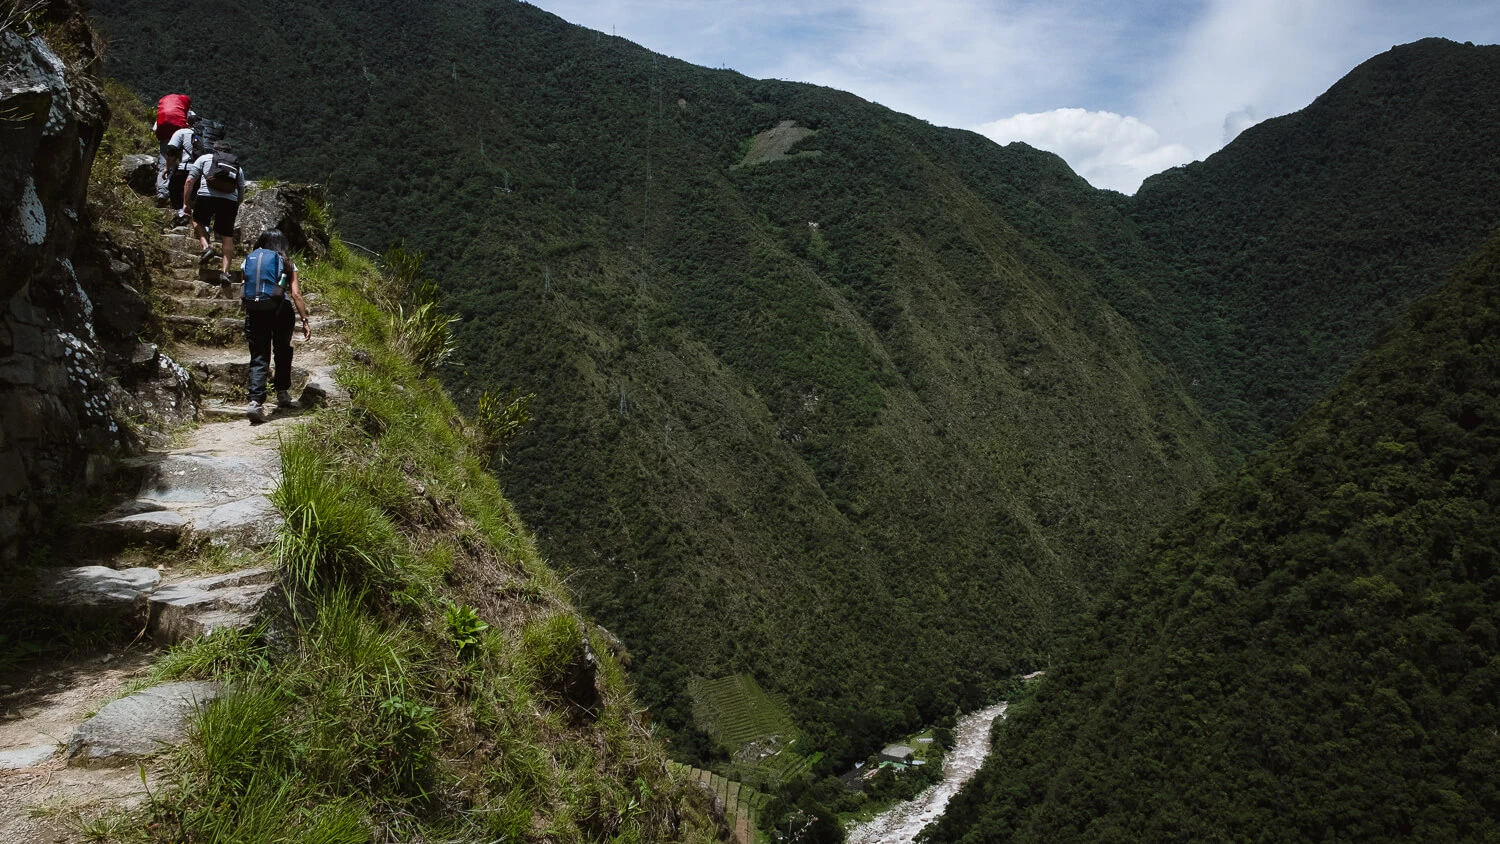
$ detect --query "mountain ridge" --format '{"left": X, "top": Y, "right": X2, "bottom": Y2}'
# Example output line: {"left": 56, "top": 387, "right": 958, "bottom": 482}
{"left": 90, "top": 1, "right": 1500, "bottom": 779}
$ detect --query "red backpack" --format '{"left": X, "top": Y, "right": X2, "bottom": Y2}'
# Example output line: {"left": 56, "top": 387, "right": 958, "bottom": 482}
{"left": 155, "top": 94, "right": 192, "bottom": 141}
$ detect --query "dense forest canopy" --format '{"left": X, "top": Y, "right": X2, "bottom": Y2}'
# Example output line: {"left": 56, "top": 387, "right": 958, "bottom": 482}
{"left": 1126, "top": 37, "right": 1500, "bottom": 456}
{"left": 92, "top": 0, "right": 1500, "bottom": 776}
{"left": 923, "top": 232, "right": 1500, "bottom": 842}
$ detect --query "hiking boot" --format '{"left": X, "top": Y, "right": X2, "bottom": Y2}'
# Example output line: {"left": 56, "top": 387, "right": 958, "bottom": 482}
{"left": 247, "top": 400, "right": 266, "bottom": 423}
{"left": 199, "top": 246, "right": 216, "bottom": 264}
{"left": 276, "top": 390, "right": 297, "bottom": 409}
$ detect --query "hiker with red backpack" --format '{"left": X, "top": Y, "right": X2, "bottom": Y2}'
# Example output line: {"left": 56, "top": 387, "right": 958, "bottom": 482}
{"left": 153, "top": 93, "right": 194, "bottom": 204}
{"left": 240, "top": 229, "right": 311, "bottom": 423}
{"left": 182, "top": 140, "right": 246, "bottom": 281}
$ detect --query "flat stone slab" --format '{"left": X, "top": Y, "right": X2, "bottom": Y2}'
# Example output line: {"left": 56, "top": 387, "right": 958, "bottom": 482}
{"left": 66, "top": 681, "right": 220, "bottom": 767}
{"left": 35, "top": 566, "right": 161, "bottom": 611}
{"left": 0, "top": 744, "right": 57, "bottom": 770}
{"left": 149, "top": 568, "right": 279, "bottom": 645}
{"left": 189, "top": 495, "right": 282, "bottom": 546}
{"left": 137, "top": 451, "right": 277, "bottom": 507}
{"left": 89, "top": 509, "right": 189, "bottom": 545}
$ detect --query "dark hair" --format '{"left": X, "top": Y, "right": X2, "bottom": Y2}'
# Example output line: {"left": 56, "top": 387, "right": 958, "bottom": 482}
{"left": 256, "top": 229, "right": 291, "bottom": 258}
{"left": 213, "top": 139, "right": 232, "bottom": 152}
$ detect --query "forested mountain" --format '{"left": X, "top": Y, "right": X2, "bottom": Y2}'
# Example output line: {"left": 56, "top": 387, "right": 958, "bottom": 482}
{"left": 91, "top": 0, "right": 1500, "bottom": 771}
{"left": 93, "top": 0, "right": 1225, "bottom": 759}
{"left": 923, "top": 233, "right": 1500, "bottom": 842}
{"left": 1124, "top": 38, "right": 1500, "bottom": 455}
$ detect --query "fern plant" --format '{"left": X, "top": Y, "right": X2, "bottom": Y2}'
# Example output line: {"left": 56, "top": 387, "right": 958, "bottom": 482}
{"left": 443, "top": 600, "right": 488, "bottom": 657}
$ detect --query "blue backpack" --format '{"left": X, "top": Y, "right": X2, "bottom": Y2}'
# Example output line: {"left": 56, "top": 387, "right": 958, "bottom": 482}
{"left": 241, "top": 248, "right": 285, "bottom": 313}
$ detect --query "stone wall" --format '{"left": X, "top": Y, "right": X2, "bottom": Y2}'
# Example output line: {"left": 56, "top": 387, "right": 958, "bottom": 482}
{"left": 1, "top": 2, "right": 139, "bottom": 563}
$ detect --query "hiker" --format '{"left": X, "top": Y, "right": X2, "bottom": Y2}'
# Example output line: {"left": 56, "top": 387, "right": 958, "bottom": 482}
{"left": 183, "top": 140, "right": 246, "bottom": 281}
{"left": 241, "top": 229, "right": 311, "bottom": 422}
{"left": 153, "top": 93, "right": 193, "bottom": 205}
{"left": 163, "top": 116, "right": 201, "bottom": 225}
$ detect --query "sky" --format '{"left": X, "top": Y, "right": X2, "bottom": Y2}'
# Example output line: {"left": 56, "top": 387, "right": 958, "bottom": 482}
{"left": 527, "top": 0, "right": 1500, "bottom": 193}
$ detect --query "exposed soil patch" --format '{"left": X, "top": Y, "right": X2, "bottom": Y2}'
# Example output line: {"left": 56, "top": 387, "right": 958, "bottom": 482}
{"left": 734, "top": 120, "right": 822, "bottom": 169}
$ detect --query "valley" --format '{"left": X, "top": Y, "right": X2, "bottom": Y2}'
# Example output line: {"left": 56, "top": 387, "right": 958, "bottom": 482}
{"left": 5, "top": 0, "right": 1495, "bottom": 839}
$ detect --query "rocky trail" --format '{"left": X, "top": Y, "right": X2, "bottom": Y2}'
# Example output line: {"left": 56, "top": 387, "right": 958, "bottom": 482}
{"left": 0, "top": 212, "right": 343, "bottom": 842}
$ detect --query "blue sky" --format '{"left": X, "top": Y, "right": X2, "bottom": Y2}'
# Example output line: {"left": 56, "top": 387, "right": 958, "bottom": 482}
{"left": 527, "top": 0, "right": 1500, "bottom": 192}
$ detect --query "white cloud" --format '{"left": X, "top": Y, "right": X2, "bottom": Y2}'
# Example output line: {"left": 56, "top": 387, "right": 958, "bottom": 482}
{"left": 1221, "top": 106, "right": 1259, "bottom": 145}
{"left": 1137, "top": 0, "right": 1371, "bottom": 158}
{"left": 975, "top": 108, "right": 1193, "bottom": 194}
{"left": 768, "top": 0, "right": 1107, "bottom": 126}
{"left": 532, "top": 0, "right": 1127, "bottom": 128}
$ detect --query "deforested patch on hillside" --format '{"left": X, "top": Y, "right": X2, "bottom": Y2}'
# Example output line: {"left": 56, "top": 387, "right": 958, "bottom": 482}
{"left": 733, "top": 120, "right": 822, "bottom": 168}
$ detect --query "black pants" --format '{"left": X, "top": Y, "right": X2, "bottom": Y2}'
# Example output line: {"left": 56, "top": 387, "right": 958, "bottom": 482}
{"left": 168, "top": 169, "right": 189, "bottom": 211}
{"left": 246, "top": 301, "right": 294, "bottom": 404}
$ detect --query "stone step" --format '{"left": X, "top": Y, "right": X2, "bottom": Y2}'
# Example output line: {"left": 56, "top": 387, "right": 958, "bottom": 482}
{"left": 159, "top": 271, "right": 234, "bottom": 295}
{"left": 169, "top": 297, "right": 243, "bottom": 318}
{"left": 166, "top": 247, "right": 208, "bottom": 270}
{"left": 167, "top": 263, "right": 237, "bottom": 283}
{"left": 67, "top": 681, "right": 221, "bottom": 767}
{"left": 160, "top": 232, "right": 200, "bottom": 253}
{"left": 148, "top": 568, "right": 279, "bottom": 645}
{"left": 201, "top": 399, "right": 315, "bottom": 423}
{"left": 157, "top": 276, "right": 222, "bottom": 298}
{"left": 32, "top": 566, "right": 163, "bottom": 624}
{"left": 82, "top": 508, "right": 191, "bottom": 549}
{"left": 163, "top": 314, "right": 242, "bottom": 346}
{"left": 192, "top": 359, "right": 309, "bottom": 400}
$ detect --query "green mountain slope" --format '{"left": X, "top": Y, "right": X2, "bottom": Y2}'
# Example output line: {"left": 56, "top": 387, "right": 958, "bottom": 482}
{"left": 90, "top": 0, "right": 1223, "bottom": 757}
{"left": 1124, "top": 38, "right": 1500, "bottom": 455}
{"left": 923, "top": 232, "right": 1500, "bottom": 842}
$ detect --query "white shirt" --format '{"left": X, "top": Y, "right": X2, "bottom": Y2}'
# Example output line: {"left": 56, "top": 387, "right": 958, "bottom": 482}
{"left": 166, "top": 127, "right": 197, "bottom": 171}
{"left": 188, "top": 152, "right": 247, "bottom": 201}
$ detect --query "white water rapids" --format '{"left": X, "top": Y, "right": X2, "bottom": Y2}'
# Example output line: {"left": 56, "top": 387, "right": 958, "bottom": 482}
{"left": 844, "top": 703, "right": 1009, "bottom": 844}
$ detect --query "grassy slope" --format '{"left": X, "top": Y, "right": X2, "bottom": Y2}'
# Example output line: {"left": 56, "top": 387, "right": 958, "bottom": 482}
{"left": 119, "top": 239, "right": 723, "bottom": 842}
{"left": 90, "top": 0, "right": 1222, "bottom": 759}
{"left": 923, "top": 233, "right": 1500, "bottom": 842}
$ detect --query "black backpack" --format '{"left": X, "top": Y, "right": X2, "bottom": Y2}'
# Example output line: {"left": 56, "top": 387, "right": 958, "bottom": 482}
{"left": 206, "top": 152, "right": 241, "bottom": 193}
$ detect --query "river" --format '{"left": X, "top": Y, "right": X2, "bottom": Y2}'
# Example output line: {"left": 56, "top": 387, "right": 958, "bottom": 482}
{"left": 844, "top": 703, "right": 1009, "bottom": 844}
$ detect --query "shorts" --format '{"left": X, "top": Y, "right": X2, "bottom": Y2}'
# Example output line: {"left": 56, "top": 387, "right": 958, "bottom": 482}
{"left": 191, "top": 195, "right": 240, "bottom": 238}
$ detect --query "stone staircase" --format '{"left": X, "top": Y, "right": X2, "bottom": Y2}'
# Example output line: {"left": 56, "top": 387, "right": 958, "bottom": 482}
{"left": 1, "top": 210, "right": 345, "bottom": 839}
{"left": 83, "top": 221, "right": 342, "bottom": 552}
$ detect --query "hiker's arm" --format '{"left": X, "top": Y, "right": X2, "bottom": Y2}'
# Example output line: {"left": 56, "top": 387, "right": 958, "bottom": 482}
{"left": 183, "top": 174, "right": 197, "bottom": 209}
{"left": 289, "top": 269, "right": 311, "bottom": 339}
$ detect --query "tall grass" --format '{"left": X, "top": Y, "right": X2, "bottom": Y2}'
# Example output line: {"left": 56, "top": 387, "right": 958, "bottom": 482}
{"left": 272, "top": 436, "right": 402, "bottom": 593}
